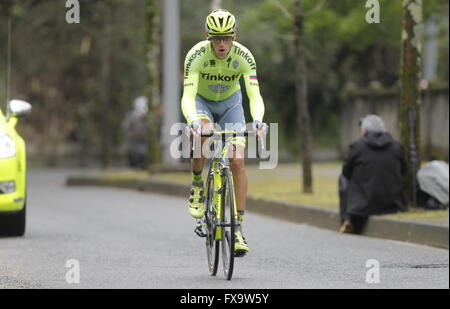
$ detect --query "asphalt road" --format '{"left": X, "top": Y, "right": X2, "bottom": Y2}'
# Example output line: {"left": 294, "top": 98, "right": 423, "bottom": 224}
{"left": 0, "top": 169, "right": 448, "bottom": 289}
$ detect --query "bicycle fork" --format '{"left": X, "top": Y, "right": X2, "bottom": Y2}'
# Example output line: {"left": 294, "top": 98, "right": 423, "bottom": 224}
{"left": 214, "top": 169, "right": 240, "bottom": 240}
{"left": 213, "top": 166, "right": 223, "bottom": 240}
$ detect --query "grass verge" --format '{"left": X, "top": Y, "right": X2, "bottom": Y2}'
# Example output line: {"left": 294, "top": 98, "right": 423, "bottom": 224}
{"left": 101, "top": 163, "right": 449, "bottom": 226}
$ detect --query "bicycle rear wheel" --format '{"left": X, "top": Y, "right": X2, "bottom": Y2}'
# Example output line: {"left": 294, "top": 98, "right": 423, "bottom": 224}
{"left": 221, "top": 168, "right": 236, "bottom": 280}
{"left": 205, "top": 172, "right": 219, "bottom": 276}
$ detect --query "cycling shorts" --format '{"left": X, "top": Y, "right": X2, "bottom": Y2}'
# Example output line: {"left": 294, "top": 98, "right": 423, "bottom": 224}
{"left": 195, "top": 89, "right": 246, "bottom": 147}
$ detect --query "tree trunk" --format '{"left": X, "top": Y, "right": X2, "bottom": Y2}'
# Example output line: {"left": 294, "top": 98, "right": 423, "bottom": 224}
{"left": 294, "top": 0, "right": 313, "bottom": 193}
{"left": 100, "top": 2, "right": 113, "bottom": 169}
{"left": 400, "top": 0, "right": 422, "bottom": 207}
{"left": 146, "top": 0, "right": 162, "bottom": 166}
{"left": 211, "top": 0, "right": 223, "bottom": 10}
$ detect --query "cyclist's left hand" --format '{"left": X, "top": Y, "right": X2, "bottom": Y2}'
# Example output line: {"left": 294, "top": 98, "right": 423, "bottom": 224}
{"left": 252, "top": 120, "right": 267, "bottom": 137}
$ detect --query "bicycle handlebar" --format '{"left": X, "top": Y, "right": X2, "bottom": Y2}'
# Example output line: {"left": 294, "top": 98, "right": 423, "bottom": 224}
{"left": 189, "top": 130, "right": 266, "bottom": 160}
{"left": 199, "top": 130, "right": 254, "bottom": 138}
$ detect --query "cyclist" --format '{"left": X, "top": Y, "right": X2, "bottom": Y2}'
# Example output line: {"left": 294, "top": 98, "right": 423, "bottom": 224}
{"left": 181, "top": 9, "right": 266, "bottom": 257}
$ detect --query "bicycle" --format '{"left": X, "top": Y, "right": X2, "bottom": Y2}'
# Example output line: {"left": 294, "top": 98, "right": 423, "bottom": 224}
{"left": 190, "top": 130, "right": 265, "bottom": 280}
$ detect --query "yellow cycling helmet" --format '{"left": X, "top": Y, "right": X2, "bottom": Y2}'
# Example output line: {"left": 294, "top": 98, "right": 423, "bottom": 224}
{"left": 205, "top": 9, "right": 236, "bottom": 38}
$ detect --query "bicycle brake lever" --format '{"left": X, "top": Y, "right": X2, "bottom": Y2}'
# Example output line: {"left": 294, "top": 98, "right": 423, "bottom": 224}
{"left": 257, "top": 134, "right": 266, "bottom": 160}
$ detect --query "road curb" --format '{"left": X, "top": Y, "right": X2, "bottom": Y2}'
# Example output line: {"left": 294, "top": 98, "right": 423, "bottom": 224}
{"left": 66, "top": 175, "right": 449, "bottom": 249}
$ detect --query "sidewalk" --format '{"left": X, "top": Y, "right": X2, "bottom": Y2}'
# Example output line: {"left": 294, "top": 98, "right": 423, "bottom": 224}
{"left": 66, "top": 163, "right": 449, "bottom": 249}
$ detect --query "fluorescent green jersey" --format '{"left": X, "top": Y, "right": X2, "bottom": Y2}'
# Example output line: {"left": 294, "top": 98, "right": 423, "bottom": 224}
{"left": 181, "top": 40, "right": 264, "bottom": 124}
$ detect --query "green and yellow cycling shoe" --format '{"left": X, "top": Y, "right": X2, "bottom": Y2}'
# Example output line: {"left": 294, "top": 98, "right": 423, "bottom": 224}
{"left": 234, "top": 231, "right": 249, "bottom": 257}
{"left": 188, "top": 181, "right": 205, "bottom": 219}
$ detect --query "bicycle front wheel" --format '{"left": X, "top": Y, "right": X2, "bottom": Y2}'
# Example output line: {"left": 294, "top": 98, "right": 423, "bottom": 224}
{"left": 205, "top": 171, "right": 219, "bottom": 276}
{"left": 221, "top": 168, "right": 236, "bottom": 280}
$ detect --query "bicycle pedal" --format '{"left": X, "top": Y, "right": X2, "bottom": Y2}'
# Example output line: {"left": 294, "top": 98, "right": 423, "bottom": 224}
{"left": 234, "top": 250, "right": 247, "bottom": 258}
{"left": 194, "top": 221, "right": 207, "bottom": 238}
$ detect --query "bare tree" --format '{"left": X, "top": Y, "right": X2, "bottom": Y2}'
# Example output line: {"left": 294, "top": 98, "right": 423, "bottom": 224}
{"left": 294, "top": 0, "right": 313, "bottom": 193}
{"left": 400, "top": 0, "right": 422, "bottom": 207}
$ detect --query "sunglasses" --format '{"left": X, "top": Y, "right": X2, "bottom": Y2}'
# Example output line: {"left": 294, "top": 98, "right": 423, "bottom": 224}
{"left": 209, "top": 36, "right": 233, "bottom": 42}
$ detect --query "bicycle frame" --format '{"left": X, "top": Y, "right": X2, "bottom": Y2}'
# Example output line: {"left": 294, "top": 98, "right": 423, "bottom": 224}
{"left": 206, "top": 134, "right": 240, "bottom": 241}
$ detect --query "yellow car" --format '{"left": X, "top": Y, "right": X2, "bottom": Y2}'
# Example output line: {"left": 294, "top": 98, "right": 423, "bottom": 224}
{"left": 0, "top": 100, "right": 31, "bottom": 236}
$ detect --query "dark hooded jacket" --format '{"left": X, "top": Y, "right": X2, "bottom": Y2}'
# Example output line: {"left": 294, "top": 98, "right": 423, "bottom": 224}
{"left": 342, "top": 131, "right": 407, "bottom": 216}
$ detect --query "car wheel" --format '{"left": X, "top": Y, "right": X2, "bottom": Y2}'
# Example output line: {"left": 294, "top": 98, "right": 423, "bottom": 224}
{"left": 0, "top": 202, "right": 26, "bottom": 237}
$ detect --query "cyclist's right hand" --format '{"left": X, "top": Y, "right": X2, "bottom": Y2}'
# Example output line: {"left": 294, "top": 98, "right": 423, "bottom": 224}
{"left": 190, "top": 119, "right": 201, "bottom": 137}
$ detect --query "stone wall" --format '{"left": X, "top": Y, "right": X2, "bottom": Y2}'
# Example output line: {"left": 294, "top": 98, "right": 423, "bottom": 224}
{"left": 340, "top": 86, "right": 449, "bottom": 161}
